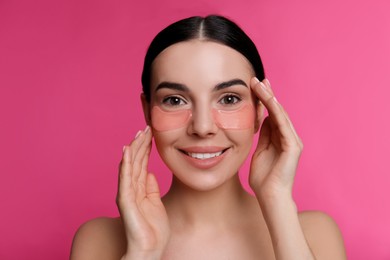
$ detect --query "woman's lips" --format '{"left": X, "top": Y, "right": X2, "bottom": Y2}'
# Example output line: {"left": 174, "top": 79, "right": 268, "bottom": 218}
{"left": 178, "top": 147, "right": 230, "bottom": 169}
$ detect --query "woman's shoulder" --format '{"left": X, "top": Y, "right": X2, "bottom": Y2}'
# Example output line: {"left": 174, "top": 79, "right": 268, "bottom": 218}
{"left": 70, "top": 217, "right": 126, "bottom": 260}
{"left": 298, "top": 211, "right": 347, "bottom": 259}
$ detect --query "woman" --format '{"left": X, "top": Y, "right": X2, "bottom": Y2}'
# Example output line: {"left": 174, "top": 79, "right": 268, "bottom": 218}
{"left": 71, "top": 15, "right": 346, "bottom": 259}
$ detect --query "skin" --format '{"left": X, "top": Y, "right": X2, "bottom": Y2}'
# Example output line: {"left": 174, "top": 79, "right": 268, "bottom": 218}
{"left": 70, "top": 40, "right": 347, "bottom": 260}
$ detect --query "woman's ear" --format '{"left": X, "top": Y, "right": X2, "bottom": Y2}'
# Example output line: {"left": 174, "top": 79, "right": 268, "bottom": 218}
{"left": 254, "top": 100, "right": 265, "bottom": 133}
{"left": 140, "top": 93, "right": 151, "bottom": 125}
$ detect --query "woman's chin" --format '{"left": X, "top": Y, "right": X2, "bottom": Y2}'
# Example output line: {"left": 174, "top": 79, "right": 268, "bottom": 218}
{"left": 170, "top": 172, "right": 238, "bottom": 193}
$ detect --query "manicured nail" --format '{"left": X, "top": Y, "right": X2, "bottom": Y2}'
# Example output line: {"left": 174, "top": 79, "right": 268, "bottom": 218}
{"left": 122, "top": 145, "right": 126, "bottom": 153}
{"left": 135, "top": 130, "right": 142, "bottom": 138}
{"left": 145, "top": 125, "right": 150, "bottom": 133}
{"left": 254, "top": 77, "right": 260, "bottom": 83}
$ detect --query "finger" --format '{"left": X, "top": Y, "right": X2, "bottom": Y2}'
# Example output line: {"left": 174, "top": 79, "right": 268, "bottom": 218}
{"left": 277, "top": 103, "right": 303, "bottom": 148}
{"left": 118, "top": 145, "right": 150, "bottom": 234}
{"left": 117, "top": 128, "right": 146, "bottom": 203}
{"left": 139, "top": 132, "right": 152, "bottom": 186}
{"left": 263, "top": 80, "right": 292, "bottom": 129}
{"left": 130, "top": 129, "right": 146, "bottom": 164}
{"left": 117, "top": 145, "right": 135, "bottom": 205}
{"left": 263, "top": 78, "right": 275, "bottom": 96}
{"left": 132, "top": 126, "right": 152, "bottom": 184}
{"left": 263, "top": 79, "right": 302, "bottom": 146}
{"left": 251, "top": 77, "right": 295, "bottom": 142}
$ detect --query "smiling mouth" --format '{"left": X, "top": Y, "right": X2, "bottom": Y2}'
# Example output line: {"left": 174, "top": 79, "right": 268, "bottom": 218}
{"left": 179, "top": 148, "right": 229, "bottom": 160}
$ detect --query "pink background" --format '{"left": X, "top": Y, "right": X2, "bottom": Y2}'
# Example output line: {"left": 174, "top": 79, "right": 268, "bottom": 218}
{"left": 1, "top": 0, "right": 389, "bottom": 259}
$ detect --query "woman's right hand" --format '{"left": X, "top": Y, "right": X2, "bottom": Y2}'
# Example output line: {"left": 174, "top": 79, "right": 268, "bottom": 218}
{"left": 117, "top": 126, "right": 170, "bottom": 260}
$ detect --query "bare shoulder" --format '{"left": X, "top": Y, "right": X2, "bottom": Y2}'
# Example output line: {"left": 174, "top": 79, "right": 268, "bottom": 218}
{"left": 70, "top": 217, "right": 127, "bottom": 260}
{"left": 298, "top": 211, "right": 347, "bottom": 259}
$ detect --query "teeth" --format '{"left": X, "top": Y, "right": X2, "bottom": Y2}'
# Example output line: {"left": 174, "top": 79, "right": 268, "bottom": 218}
{"left": 187, "top": 151, "right": 223, "bottom": 160}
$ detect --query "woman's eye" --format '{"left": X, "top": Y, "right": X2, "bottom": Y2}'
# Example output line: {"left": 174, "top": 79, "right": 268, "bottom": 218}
{"left": 162, "top": 96, "right": 186, "bottom": 106}
{"left": 220, "top": 95, "right": 241, "bottom": 105}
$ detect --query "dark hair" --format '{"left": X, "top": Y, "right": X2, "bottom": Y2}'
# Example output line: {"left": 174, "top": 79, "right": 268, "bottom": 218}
{"left": 141, "top": 15, "right": 265, "bottom": 102}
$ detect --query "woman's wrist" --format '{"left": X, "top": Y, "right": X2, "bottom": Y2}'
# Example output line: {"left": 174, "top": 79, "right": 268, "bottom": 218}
{"left": 254, "top": 185, "right": 294, "bottom": 206}
{"left": 259, "top": 193, "right": 297, "bottom": 223}
{"left": 121, "top": 247, "right": 164, "bottom": 260}
{"left": 255, "top": 189, "right": 315, "bottom": 260}
{"left": 121, "top": 251, "right": 162, "bottom": 260}
{"left": 255, "top": 188, "right": 298, "bottom": 239}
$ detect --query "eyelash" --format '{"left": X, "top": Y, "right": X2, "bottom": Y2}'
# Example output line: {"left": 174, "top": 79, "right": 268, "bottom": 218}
{"left": 219, "top": 94, "right": 242, "bottom": 105}
{"left": 161, "top": 94, "right": 242, "bottom": 107}
{"left": 162, "top": 96, "right": 187, "bottom": 106}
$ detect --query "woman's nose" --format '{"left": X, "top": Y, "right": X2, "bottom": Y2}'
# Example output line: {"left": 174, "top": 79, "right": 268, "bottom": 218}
{"left": 187, "top": 105, "right": 218, "bottom": 137}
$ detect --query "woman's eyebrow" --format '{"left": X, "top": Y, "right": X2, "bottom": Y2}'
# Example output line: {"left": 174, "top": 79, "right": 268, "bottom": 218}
{"left": 214, "top": 79, "right": 247, "bottom": 91}
{"left": 154, "top": 78, "right": 247, "bottom": 92}
{"left": 155, "top": 82, "right": 189, "bottom": 92}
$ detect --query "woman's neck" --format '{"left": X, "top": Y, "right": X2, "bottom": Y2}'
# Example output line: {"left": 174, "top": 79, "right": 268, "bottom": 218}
{"left": 162, "top": 173, "right": 256, "bottom": 231}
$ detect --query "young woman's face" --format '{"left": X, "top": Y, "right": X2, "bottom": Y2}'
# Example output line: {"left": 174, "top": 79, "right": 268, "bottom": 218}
{"left": 144, "top": 40, "right": 261, "bottom": 191}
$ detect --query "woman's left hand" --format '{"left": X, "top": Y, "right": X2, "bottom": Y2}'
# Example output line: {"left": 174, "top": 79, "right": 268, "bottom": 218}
{"left": 249, "top": 77, "right": 303, "bottom": 199}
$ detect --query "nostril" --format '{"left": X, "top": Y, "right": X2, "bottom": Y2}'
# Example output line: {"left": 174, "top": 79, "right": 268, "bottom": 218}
{"left": 187, "top": 110, "right": 218, "bottom": 136}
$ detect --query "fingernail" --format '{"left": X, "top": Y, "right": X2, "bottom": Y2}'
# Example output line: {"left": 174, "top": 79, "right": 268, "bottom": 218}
{"left": 145, "top": 125, "right": 150, "bottom": 133}
{"left": 273, "top": 96, "right": 278, "bottom": 103}
{"left": 254, "top": 77, "right": 260, "bottom": 83}
{"left": 122, "top": 145, "right": 126, "bottom": 153}
{"left": 135, "top": 130, "right": 141, "bottom": 138}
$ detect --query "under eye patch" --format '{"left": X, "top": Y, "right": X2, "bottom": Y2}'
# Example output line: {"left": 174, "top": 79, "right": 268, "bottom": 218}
{"left": 151, "top": 103, "right": 255, "bottom": 132}
{"left": 151, "top": 106, "right": 192, "bottom": 131}
{"left": 212, "top": 103, "right": 255, "bottom": 130}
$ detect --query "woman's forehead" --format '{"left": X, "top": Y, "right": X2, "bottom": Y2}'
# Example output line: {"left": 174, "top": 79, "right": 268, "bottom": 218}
{"left": 150, "top": 40, "right": 254, "bottom": 90}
